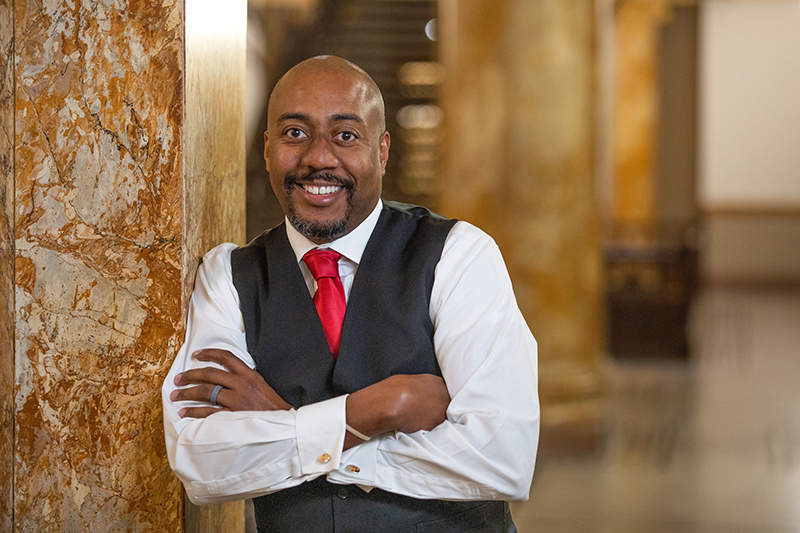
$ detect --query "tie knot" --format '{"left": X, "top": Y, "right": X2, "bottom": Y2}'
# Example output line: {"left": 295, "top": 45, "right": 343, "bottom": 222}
{"left": 304, "top": 249, "right": 342, "bottom": 280}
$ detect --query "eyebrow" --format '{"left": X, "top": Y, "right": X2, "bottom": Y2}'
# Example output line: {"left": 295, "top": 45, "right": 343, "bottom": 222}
{"left": 330, "top": 113, "right": 365, "bottom": 124}
{"left": 276, "top": 112, "right": 310, "bottom": 123}
{"left": 276, "top": 112, "right": 365, "bottom": 125}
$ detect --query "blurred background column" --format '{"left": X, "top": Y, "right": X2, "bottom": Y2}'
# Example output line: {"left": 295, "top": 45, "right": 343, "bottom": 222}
{"left": 437, "top": 0, "right": 605, "bottom": 448}
{"left": 605, "top": 0, "right": 700, "bottom": 360}
{"left": 612, "top": 0, "right": 672, "bottom": 240}
{"left": 0, "top": 1, "right": 246, "bottom": 531}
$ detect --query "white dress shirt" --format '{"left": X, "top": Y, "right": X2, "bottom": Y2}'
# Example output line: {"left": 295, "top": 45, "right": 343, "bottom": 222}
{"left": 162, "top": 200, "right": 539, "bottom": 505}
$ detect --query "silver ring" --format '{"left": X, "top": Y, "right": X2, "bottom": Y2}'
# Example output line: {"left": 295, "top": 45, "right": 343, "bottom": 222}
{"left": 210, "top": 384, "right": 223, "bottom": 406}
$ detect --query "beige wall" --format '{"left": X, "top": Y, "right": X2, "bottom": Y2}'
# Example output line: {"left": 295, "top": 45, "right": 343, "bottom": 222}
{"left": 699, "top": 0, "right": 800, "bottom": 207}
{"left": 698, "top": 0, "right": 800, "bottom": 283}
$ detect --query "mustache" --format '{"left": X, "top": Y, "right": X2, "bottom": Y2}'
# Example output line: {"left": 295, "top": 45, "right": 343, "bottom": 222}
{"left": 284, "top": 171, "right": 354, "bottom": 190}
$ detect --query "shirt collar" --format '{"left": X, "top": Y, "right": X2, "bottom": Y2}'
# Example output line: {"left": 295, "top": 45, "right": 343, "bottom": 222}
{"left": 285, "top": 199, "right": 383, "bottom": 265}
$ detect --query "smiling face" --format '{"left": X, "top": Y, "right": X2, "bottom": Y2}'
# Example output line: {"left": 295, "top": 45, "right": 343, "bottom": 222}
{"left": 264, "top": 56, "right": 390, "bottom": 243}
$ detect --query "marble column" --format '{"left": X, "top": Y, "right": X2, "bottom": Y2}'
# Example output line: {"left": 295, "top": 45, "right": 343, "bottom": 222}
{"left": 183, "top": 3, "right": 247, "bottom": 532}
{"left": 613, "top": 0, "right": 673, "bottom": 239}
{"left": 1, "top": 2, "right": 15, "bottom": 530}
{"left": 0, "top": 1, "right": 246, "bottom": 531}
{"left": 437, "top": 0, "right": 605, "bottom": 446}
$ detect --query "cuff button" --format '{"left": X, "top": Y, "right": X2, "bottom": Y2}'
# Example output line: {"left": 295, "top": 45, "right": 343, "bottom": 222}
{"left": 317, "top": 453, "right": 332, "bottom": 464}
{"left": 346, "top": 464, "right": 360, "bottom": 473}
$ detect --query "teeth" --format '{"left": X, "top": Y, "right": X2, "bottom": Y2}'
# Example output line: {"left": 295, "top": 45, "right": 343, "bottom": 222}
{"left": 303, "top": 184, "right": 341, "bottom": 195}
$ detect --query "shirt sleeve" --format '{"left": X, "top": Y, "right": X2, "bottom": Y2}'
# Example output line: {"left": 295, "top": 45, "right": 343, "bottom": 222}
{"left": 161, "top": 243, "right": 348, "bottom": 505}
{"left": 327, "top": 221, "right": 540, "bottom": 501}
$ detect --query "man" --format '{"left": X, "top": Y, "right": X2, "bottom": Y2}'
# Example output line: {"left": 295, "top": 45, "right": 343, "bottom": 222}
{"left": 162, "top": 55, "right": 539, "bottom": 532}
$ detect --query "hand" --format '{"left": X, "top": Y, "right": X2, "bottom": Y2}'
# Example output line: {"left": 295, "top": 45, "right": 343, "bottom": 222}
{"left": 170, "top": 349, "right": 293, "bottom": 419}
{"left": 344, "top": 374, "right": 450, "bottom": 448}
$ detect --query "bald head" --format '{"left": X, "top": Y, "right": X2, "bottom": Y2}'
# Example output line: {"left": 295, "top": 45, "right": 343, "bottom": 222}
{"left": 263, "top": 55, "right": 391, "bottom": 243}
{"left": 268, "top": 55, "right": 386, "bottom": 133}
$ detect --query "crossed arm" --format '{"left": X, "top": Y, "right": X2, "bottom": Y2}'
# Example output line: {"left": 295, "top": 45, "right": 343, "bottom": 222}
{"left": 170, "top": 349, "right": 450, "bottom": 451}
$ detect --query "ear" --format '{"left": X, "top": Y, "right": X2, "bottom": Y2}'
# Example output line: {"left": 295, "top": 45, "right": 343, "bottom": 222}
{"left": 263, "top": 130, "right": 270, "bottom": 168}
{"left": 379, "top": 131, "right": 390, "bottom": 176}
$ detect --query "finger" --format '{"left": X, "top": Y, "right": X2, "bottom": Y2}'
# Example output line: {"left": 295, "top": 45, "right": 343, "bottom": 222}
{"left": 174, "top": 366, "right": 237, "bottom": 389}
{"left": 193, "top": 349, "right": 252, "bottom": 374}
{"left": 171, "top": 383, "right": 225, "bottom": 404}
{"left": 179, "top": 405, "right": 226, "bottom": 419}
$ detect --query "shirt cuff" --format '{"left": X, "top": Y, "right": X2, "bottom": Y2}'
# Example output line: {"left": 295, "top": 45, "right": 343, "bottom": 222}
{"left": 329, "top": 434, "right": 380, "bottom": 490}
{"left": 296, "top": 395, "right": 348, "bottom": 475}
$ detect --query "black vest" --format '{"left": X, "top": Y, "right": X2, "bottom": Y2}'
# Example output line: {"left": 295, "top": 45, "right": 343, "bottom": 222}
{"left": 230, "top": 201, "right": 512, "bottom": 533}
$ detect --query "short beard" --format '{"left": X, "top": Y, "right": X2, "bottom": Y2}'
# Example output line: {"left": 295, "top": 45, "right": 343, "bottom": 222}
{"left": 289, "top": 213, "right": 349, "bottom": 242}
{"left": 284, "top": 171, "right": 354, "bottom": 242}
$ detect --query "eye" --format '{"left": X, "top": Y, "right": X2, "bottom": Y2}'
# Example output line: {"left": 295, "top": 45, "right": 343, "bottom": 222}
{"left": 336, "top": 131, "right": 357, "bottom": 142}
{"left": 285, "top": 128, "right": 307, "bottom": 140}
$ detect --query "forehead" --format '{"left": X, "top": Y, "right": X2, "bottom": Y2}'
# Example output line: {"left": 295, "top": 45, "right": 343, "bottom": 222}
{"left": 269, "top": 69, "right": 378, "bottom": 125}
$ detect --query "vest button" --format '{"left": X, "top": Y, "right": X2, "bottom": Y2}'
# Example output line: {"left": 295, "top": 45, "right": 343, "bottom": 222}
{"left": 337, "top": 487, "right": 348, "bottom": 500}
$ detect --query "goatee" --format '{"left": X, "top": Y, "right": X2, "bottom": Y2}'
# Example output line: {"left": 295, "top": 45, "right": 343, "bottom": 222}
{"left": 284, "top": 171, "right": 354, "bottom": 242}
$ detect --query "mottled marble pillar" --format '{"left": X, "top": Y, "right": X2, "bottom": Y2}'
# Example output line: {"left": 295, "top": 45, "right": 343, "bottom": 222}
{"left": 437, "top": 0, "right": 605, "bottom": 445}
{"left": 1, "top": 3, "right": 15, "bottom": 531}
{"left": 0, "top": 1, "right": 246, "bottom": 531}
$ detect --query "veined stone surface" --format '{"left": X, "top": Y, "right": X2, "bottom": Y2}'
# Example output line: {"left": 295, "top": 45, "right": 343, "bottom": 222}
{"left": 1, "top": 2, "right": 16, "bottom": 531}
{"left": 12, "top": 1, "right": 184, "bottom": 530}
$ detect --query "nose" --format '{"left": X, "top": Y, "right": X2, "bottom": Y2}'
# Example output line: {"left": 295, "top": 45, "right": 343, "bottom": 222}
{"left": 300, "top": 136, "right": 339, "bottom": 171}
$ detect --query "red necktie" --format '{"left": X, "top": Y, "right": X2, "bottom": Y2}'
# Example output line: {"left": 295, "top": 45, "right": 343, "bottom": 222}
{"left": 303, "top": 249, "right": 346, "bottom": 358}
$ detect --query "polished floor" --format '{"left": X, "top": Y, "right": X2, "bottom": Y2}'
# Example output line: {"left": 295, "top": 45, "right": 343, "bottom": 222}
{"left": 512, "top": 287, "right": 800, "bottom": 532}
